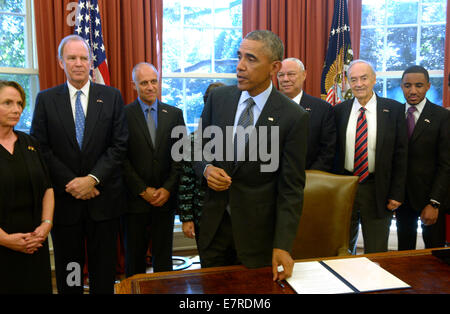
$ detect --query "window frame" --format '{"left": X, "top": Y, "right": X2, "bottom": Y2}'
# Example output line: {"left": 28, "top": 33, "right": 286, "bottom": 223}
{"left": 162, "top": 0, "right": 241, "bottom": 130}
{"left": 360, "top": 0, "right": 446, "bottom": 104}
{"left": 0, "top": 0, "right": 39, "bottom": 132}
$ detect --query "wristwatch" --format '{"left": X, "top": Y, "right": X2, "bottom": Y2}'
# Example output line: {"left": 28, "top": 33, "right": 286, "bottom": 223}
{"left": 429, "top": 200, "right": 440, "bottom": 209}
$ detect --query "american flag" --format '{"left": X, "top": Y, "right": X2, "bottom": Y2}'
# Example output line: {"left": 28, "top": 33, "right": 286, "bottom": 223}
{"left": 320, "top": 0, "right": 353, "bottom": 106}
{"left": 74, "top": 0, "right": 110, "bottom": 86}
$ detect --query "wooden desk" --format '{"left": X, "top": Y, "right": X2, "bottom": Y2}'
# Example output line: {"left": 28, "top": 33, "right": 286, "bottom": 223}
{"left": 115, "top": 249, "right": 450, "bottom": 294}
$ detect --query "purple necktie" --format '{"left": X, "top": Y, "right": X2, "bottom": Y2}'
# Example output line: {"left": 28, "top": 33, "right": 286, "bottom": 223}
{"left": 406, "top": 106, "right": 417, "bottom": 139}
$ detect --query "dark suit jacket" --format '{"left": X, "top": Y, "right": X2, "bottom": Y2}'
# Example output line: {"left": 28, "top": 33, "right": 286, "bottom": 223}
{"left": 30, "top": 82, "right": 128, "bottom": 225}
{"left": 194, "top": 85, "right": 309, "bottom": 268}
{"left": 405, "top": 99, "right": 450, "bottom": 212}
{"left": 123, "top": 99, "right": 185, "bottom": 213}
{"left": 333, "top": 95, "right": 408, "bottom": 217}
{"left": 299, "top": 92, "right": 336, "bottom": 171}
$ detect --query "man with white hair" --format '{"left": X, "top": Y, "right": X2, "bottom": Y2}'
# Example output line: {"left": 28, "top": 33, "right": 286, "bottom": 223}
{"left": 278, "top": 58, "right": 336, "bottom": 171}
{"left": 333, "top": 59, "right": 408, "bottom": 254}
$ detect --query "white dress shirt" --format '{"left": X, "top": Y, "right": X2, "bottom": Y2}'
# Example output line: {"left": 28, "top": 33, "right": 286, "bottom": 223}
{"left": 233, "top": 82, "right": 273, "bottom": 138}
{"left": 345, "top": 93, "right": 377, "bottom": 173}
{"left": 67, "top": 80, "right": 90, "bottom": 120}
{"left": 405, "top": 97, "right": 427, "bottom": 123}
{"left": 292, "top": 90, "right": 304, "bottom": 105}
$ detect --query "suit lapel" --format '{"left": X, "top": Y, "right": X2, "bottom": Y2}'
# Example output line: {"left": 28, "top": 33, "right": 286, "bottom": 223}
{"left": 155, "top": 102, "right": 171, "bottom": 151}
{"left": 410, "top": 100, "right": 432, "bottom": 143}
{"left": 375, "top": 96, "right": 389, "bottom": 164}
{"left": 221, "top": 87, "right": 241, "bottom": 176}
{"left": 339, "top": 99, "right": 353, "bottom": 157}
{"left": 55, "top": 83, "right": 79, "bottom": 149}
{"left": 83, "top": 82, "right": 103, "bottom": 150}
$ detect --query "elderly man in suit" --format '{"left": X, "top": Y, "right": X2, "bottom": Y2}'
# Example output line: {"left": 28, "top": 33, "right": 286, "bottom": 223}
{"left": 277, "top": 58, "right": 336, "bottom": 171}
{"left": 122, "top": 62, "right": 185, "bottom": 276}
{"left": 333, "top": 59, "right": 408, "bottom": 254}
{"left": 194, "top": 30, "right": 309, "bottom": 281}
{"left": 396, "top": 65, "right": 450, "bottom": 250}
{"left": 31, "top": 35, "right": 128, "bottom": 294}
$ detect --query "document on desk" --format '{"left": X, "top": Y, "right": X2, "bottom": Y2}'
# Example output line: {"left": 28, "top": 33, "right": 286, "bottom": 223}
{"left": 287, "top": 257, "right": 410, "bottom": 294}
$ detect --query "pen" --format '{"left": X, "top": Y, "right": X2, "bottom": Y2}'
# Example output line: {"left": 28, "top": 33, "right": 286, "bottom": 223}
{"left": 277, "top": 280, "right": 285, "bottom": 288}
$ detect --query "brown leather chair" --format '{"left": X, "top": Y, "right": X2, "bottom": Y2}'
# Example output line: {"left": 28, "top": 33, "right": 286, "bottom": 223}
{"left": 291, "top": 170, "right": 359, "bottom": 260}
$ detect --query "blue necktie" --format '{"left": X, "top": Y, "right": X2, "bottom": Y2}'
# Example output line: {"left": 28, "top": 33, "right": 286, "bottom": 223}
{"left": 75, "top": 90, "right": 85, "bottom": 149}
{"left": 146, "top": 107, "right": 157, "bottom": 146}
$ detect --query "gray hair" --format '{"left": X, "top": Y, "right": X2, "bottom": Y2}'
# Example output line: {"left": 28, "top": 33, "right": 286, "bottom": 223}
{"left": 348, "top": 59, "right": 376, "bottom": 77}
{"left": 58, "top": 34, "right": 91, "bottom": 60}
{"left": 283, "top": 57, "right": 305, "bottom": 71}
{"left": 132, "top": 62, "right": 159, "bottom": 83}
{"left": 244, "top": 30, "right": 284, "bottom": 62}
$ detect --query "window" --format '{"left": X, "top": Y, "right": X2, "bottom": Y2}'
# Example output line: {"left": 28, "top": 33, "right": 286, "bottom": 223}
{"left": 162, "top": 0, "right": 242, "bottom": 132}
{"left": 360, "top": 0, "right": 447, "bottom": 106}
{"left": 0, "top": 0, "right": 39, "bottom": 132}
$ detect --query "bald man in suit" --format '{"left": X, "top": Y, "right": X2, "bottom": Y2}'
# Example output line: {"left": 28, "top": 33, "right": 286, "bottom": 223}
{"left": 333, "top": 60, "right": 407, "bottom": 254}
{"left": 122, "top": 63, "right": 185, "bottom": 276}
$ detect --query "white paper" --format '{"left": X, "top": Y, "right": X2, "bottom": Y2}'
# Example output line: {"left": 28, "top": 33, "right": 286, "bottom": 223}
{"left": 286, "top": 261, "right": 354, "bottom": 294}
{"left": 323, "top": 257, "right": 411, "bottom": 292}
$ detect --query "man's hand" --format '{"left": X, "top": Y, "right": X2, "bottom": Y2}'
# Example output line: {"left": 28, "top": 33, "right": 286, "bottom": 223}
{"left": 182, "top": 221, "right": 196, "bottom": 239}
{"left": 204, "top": 166, "right": 232, "bottom": 191}
{"left": 150, "top": 188, "right": 171, "bottom": 207}
{"left": 272, "top": 248, "right": 294, "bottom": 281}
{"left": 420, "top": 204, "right": 439, "bottom": 226}
{"left": 65, "top": 176, "right": 98, "bottom": 200}
{"left": 140, "top": 187, "right": 156, "bottom": 203}
{"left": 387, "top": 199, "right": 402, "bottom": 211}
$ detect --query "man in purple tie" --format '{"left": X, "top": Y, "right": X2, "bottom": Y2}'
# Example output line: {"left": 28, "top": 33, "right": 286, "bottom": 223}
{"left": 396, "top": 65, "right": 450, "bottom": 250}
{"left": 333, "top": 60, "right": 408, "bottom": 254}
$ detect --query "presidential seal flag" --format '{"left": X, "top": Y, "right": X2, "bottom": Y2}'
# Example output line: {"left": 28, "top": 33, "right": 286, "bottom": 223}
{"left": 320, "top": 0, "right": 353, "bottom": 106}
{"left": 75, "top": 0, "right": 110, "bottom": 86}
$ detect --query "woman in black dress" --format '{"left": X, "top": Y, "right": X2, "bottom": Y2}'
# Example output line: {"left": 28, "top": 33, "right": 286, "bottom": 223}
{"left": 0, "top": 81, "right": 54, "bottom": 294}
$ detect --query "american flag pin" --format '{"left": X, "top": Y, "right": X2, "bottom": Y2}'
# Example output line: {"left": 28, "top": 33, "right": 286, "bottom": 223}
{"left": 424, "top": 119, "right": 431, "bottom": 123}
{"left": 268, "top": 117, "right": 274, "bottom": 121}
{"left": 305, "top": 107, "right": 312, "bottom": 111}
{"left": 97, "top": 99, "right": 103, "bottom": 103}
{"left": 383, "top": 109, "right": 390, "bottom": 112}
{"left": 162, "top": 109, "right": 168, "bottom": 113}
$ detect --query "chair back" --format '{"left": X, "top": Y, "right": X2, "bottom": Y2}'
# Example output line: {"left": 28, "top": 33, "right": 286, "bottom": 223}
{"left": 291, "top": 170, "right": 358, "bottom": 259}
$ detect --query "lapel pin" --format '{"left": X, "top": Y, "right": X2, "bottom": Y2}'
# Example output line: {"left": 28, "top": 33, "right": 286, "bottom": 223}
{"left": 383, "top": 109, "right": 390, "bottom": 113}
{"left": 27, "top": 146, "right": 36, "bottom": 152}
{"left": 305, "top": 107, "right": 311, "bottom": 111}
{"left": 424, "top": 119, "right": 431, "bottom": 123}
{"left": 268, "top": 117, "right": 274, "bottom": 122}
{"left": 162, "top": 109, "right": 168, "bottom": 113}
{"left": 97, "top": 99, "right": 103, "bottom": 103}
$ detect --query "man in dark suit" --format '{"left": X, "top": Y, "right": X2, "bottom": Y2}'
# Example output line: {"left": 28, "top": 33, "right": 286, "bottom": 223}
{"left": 194, "top": 30, "right": 308, "bottom": 281}
{"left": 277, "top": 57, "right": 336, "bottom": 171}
{"left": 396, "top": 65, "right": 450, "bottom": 250}
{"left": 333, "top": 59, "right": 407, "bottom": 254}
{"left": 122, "top": 62, "right": 185, "bottom": 276}
{"left": 31, "top": 35, "right": 128, "bottom": 294}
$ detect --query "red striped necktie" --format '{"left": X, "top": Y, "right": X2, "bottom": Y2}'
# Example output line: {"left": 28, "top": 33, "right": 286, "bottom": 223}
{"left": 354, "top": 107, "right": 369, "bottom": 183}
